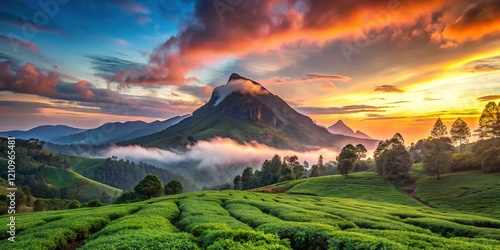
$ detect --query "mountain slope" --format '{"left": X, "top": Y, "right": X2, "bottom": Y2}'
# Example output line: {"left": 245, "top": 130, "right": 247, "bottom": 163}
{"left": 0, "top": 125, "right": 85, "bottom": 141}
{"left": 124, "top": 73, "right": 380, "bottom": 150}
{"left": 328, "top": 120, "right": 373, "bottom": 140}
{"left": 51, "top": 115, "right": 189, "bottom": 145}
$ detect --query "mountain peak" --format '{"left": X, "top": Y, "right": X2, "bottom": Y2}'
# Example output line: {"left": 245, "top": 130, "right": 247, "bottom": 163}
{"left": 327, "top": 120, "right": 375, "bottom": 140}
{"left": 228, "top": 73, "right": 247, "bottom": 81}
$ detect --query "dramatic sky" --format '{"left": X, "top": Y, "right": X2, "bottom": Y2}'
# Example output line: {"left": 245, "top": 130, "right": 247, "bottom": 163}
{"left": 1, "top": 0, "right": 499, "bottom": 144}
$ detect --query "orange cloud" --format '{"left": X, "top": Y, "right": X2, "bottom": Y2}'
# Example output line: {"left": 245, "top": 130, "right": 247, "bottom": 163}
{"left": 442, "top": 0, "right": 500, "bottom": 42}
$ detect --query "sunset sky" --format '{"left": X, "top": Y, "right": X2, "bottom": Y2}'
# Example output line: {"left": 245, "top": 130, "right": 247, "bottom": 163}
{"left": 0, "top": 0, "right": 499, "bottom": 144}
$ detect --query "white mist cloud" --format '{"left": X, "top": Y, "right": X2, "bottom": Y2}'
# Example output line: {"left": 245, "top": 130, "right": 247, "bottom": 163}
{"left": 96, "top": 137, "right": 339, "bottom": 170}
{"left": 214, "top": 79, "right": 270, "bottom": 106}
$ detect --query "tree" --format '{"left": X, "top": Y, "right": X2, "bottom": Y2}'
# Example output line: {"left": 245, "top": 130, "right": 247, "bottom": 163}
{"left": 233, "top": 175, "right": 242, "bottom": 190}
{"left": 475, "top": 102, "right": 500, "bottom": 140}
{"left": 431, "top": 118, "right": 448, "bottom": 138}
{"left": 317, "top": 155, "right": 326, "bottom": 176}
{"left": 134, "top": 174, "right": 163, "bottom": 199}
{"left": 355, "top": 144, "right": 367, "bottom": 160}
{"left": 450, "top": 118, "right": 471, "bottom": 153}
{"left": 374, "top": 133, "right": 411, "bottom": 181}
{"left": 241, "top": 167, "right": 255, "bottom": 190}
{"left": 336, "top": 144, "right": 357, "bottom": 178}
{"left": 378, "top": 145, "right": 412, "bottom": 181}
{"left": 423, "top": 138, "right": 453, "bottom": 180}
{"left": 309, "top": 165, "right": 320, "bottom": 177}
{"left": 164, "top": 180, "right": 183, "bottom": 195}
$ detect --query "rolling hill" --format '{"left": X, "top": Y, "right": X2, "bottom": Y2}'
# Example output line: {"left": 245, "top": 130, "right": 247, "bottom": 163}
{"left": 1, "top": 170, "right": 499, "bottom": 249}
{"left": 123, "top": 73, "right": 380, "bottom": 151}
{"left": 43, "top": 166, "right": 121, "bottom": 197}
{"left": 0, "top": 125, "right": 85, "bottom": 141}
{"left": 51, "top": 115, "right": 189, "bottom": 145}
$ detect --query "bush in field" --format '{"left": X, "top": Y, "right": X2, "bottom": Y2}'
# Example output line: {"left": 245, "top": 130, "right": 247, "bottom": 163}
{"left": 87, "top": 199, "right": 104, "bottom": 207}
{"left": 198, "top": 228, "right": 290, "bottom": 249}
{"left": 113, "top": 191, "right": 138, "bottom": 204}
{"left": 165, "top": 180, "right": 183, "bottom": 195}
{"left": 68, "top": 200, "right": 81, "bottom": 209}
{"left": 328, "top": 231, "right": 404, "bottom": 250}
{"left": 257, "top": 222, "right": 335, "bottom": 249}
{"left": 450, "top": 152, "right": 481, "bottom": 172}
{"left": 134, "top": 174, "right": 163, "bottom": 199}
{"left": 481, "top": 147, "right": 500, "bottom": 173}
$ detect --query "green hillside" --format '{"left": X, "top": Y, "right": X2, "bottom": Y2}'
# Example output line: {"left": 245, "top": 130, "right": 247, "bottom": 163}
{"left": 1, "top": 170, "right": 499, "bottom": 249}
{"left": 43, "top": 166, "right": 121, "bottom": 196}
{"left": 414, "top": 170, "right": 500, "bottom": 219}
{"left": 59, "top": 154, "right": 105, "bottom": 179}
{"left": 256, "top": 172, "right": 416, "bottom": 206}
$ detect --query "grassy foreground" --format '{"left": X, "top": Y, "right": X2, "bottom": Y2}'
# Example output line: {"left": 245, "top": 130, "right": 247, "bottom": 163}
{"left": 1, "top": 172, "right": 499, "bottom": 249}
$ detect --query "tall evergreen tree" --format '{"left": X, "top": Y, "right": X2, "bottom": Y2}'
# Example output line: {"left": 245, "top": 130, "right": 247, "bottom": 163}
{"left": 450, "top": 118, "right": 471, "bottom": 153}
{"left": 475, "top": 102, "right": 499, "bottom": 140}
{"left": 431, "top": 118, "right": 448, "bottom": 138}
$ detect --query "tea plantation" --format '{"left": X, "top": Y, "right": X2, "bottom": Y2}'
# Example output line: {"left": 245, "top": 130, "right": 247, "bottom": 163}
{"left": 1, "top": 172, "right": 499, "bottom": 249}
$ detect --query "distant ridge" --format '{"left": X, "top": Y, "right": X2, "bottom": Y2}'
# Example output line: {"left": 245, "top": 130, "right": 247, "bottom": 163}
{"left": 51, "top": 115, "right": 189, "bottom": 145}
{"left": 327, "top": 120, "right": 373, "bottom": 140}
{"left": 0, "top": 125, "right": 85, "bottom": 141}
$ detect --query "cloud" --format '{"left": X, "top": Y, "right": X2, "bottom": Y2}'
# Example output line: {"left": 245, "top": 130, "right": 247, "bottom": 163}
{"left": 109, "top": 0, "right": 457, "bottom": 86}
{"left": 0, "top": 35, "right": 40, "bottom": 53}
{"left": 0, "top": 61, "right": 202, "bottom": 118}
{"left": 0, "top": 1, "right": 66, "bottom": 36}
{"left": 95, "top": 137, "right": 339, "bottom": 171}
{"left": 112, "top": 0, "right": 150, "bottom": 14}
{"left": 374, "top": 85, "right": 404, "bottom": 93}
{"left": 301, "top": 74, "right": 351, "bottom": 82}
{"left": 297, "top": 105, "right": 390, "bottom": 115}
{"left": 477, "top": 95, "right": 500, "bottom": 102}
{"left": 0, "top": 61, "right": 59, "bottom": 96}
{"left": 442, "top": 0, "right": 500, "bottom": 42}
{"left": 87, "top": 55, "right": 145, "bottom": 79}
{"left": 214, "top": 79, "right": 270, "bottom": 106}
{"left": 471, "top": 64, "right": 500, "bottom": 72}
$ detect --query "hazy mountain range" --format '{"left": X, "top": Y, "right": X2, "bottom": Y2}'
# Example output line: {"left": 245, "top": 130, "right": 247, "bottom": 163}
{"left": 1, "top": 73, "right": 379, "bottom": 150}
{"left": 122, "top": 73, "right": 379, "bottom": 150}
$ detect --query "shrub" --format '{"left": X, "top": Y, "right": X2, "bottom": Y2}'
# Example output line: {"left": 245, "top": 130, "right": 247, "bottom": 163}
{"left": 328, "top": 231, "right": 404, "bottom": 250}
{"left": 481, "top": 147, "right": 500, "bottom": 173}
{"left": 450, "top": 152, "right": 481, "bottom": 172}
{"left": 88, "top": 199, "right": 104, "bottom": 207}
{"left": 257, "top": 222, "right": 337, "bottom": 249}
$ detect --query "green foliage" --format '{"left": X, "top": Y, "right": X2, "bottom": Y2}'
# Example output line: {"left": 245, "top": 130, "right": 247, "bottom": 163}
{"left": 113, "top": 191, "right": 138, "bottom": 204}
{"left": 423, "top": 138, "right": 454, "bottom": 180}
{"left": 88, "top": 199, "right": 104, "bottom": 207}
{"left": 475, "top": 101, "right": 500, "bottom": 140}
{"left": 1, "top": 168, "right": 500, "bottom": 250}
{"left": 414, "top": 170, "right": 500, "bottom": 218}
{"left": 134, "top": 174, "right": 163, "bottom": 199}
{"left": 450, "top": 152, "right": 481, "bottom": 172}
{"left": 337, "top": 144, "right": 357, "bottom": 178}
{"left": 431, "top": 117, "right": 448, "bottom": 138}
{"left": 450, "top": 118, "right": 471, "bottom": 153}
{"left": 374, "top": 134, "right": 411, "bottom": 181}
{"left": 165, "top": 180, "right": 183, "bottom": 195}
{"left": 481, "top": 147, "right": 500, "bottom": 173}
